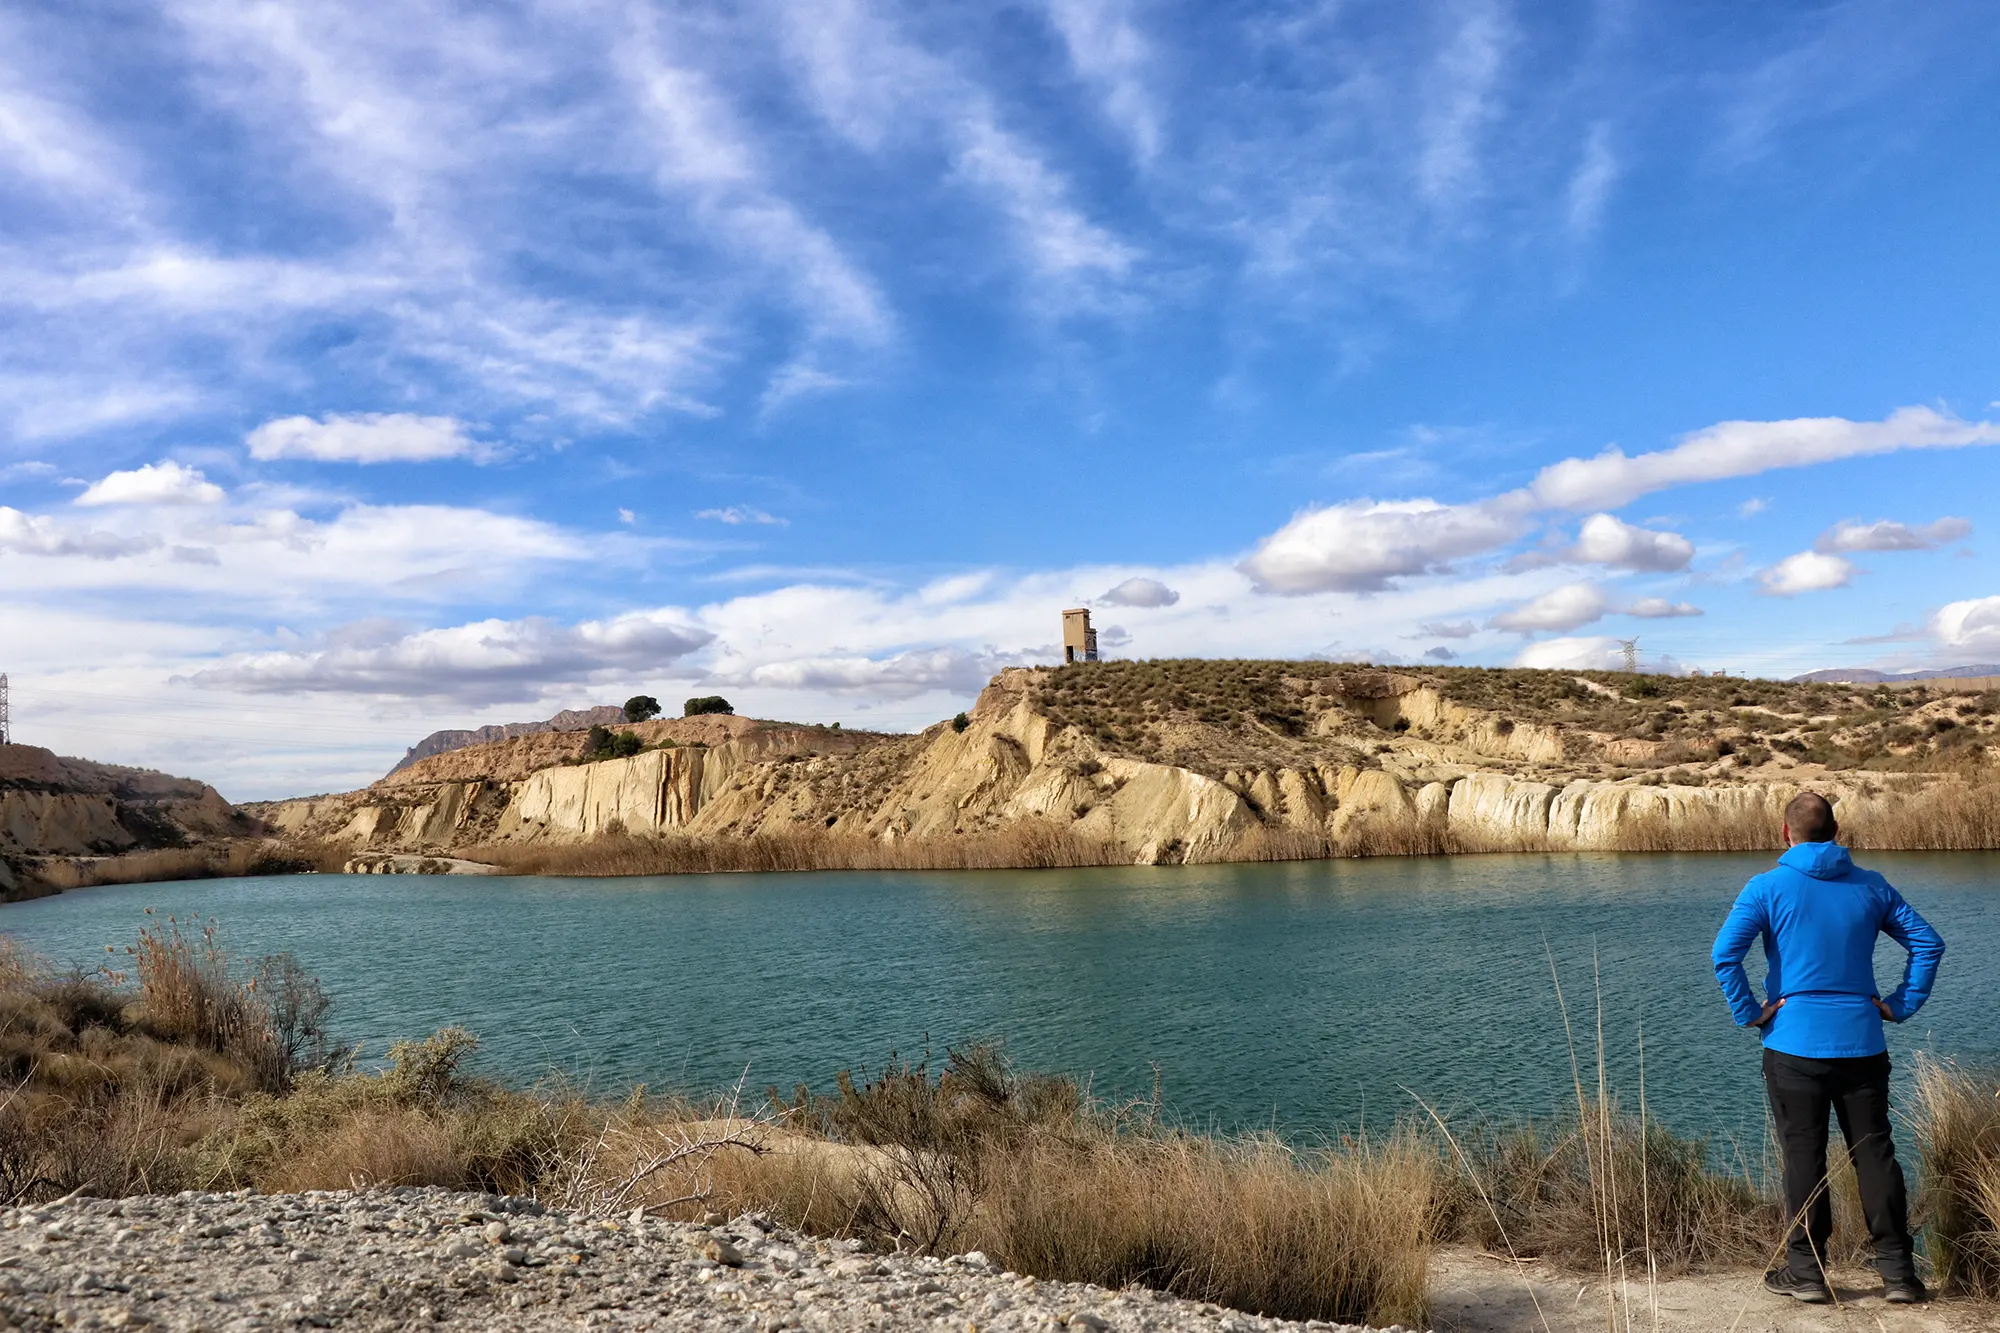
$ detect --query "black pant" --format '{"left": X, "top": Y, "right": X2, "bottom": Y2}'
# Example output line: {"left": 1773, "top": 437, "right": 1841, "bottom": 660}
{"left": 1763, "top": 1048, "right": 1914, "bottom": 1283}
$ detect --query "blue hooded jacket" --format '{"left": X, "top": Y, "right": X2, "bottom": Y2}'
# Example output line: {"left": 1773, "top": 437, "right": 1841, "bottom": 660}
{"left": 1712, "top": 841, "right": 1945, "bottom": 1059}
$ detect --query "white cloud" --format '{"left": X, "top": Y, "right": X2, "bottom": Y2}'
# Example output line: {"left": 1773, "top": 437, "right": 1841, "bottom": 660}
{"left": 1757, "top": 550, "right": 1853, "bottom": 596}
{"left": 1738, "top": 498, "right": 1769, "bottom": 518}
{"left": 0, "top": 507, "right": 158, "bottom": 558}
{"left": 1572, "top": 512, "right": 1695, "bottom": 571}
{"left": 718, "top": 646, "right": 1002, "bottom": 698}
{"left": 1418, "top": 620, "right": 1479, "bottom": 639}
{"left": 1099, "top": 576, "right": 1179, "bottom": 607}
{"left": 1934, "top": 597, "right": 2000, "bottom": 655}
{"left": 696, "top": 506, "right": 787, "bottom": 526}
{"left": 189, "top": 611, "right": 713, "bottom": 702}
{"left": 1042, "top": 0, "right": 1161, "bottom": 162}
{"left": 74, "top": 461, "right": 225, "bottom": 507}
{"left": 1814, "top": 516, "right": 1971, "bottom": 553}
{"left": 1514, "top": 635, "right": 1623, "bottom": 671}
{"left": 1530, "top": 407, "right": 2000, "bottom": 512}
{"left": 246, "top": 413, "right": 482, "bottom": 464}
{"left": 1490, "top": 581, "right": 1608, "bottom": 634}
{"left": 1565, "top": 121, "right": 1619, "bottom": 236}
{"left": 1625, "top": 597, "right": 1702, "bottom": 619}
{"left": 618, "top": 508, "right": 637, "bottom": 525}
{"left": 1240, "top": 498, "right": 1528, "bottom": 594}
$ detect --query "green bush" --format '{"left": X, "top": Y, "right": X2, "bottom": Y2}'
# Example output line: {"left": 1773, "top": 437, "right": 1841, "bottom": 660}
{"left": 952, "top": 712, "right": 971, "bottom": 733}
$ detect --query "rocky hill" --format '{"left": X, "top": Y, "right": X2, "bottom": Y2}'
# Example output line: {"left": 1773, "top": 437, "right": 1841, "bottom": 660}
{"left": 256, "top": 662, "right": 2000, "bottom": 871}
{"left": 384, "top": 704, "right": 626, "bottom": 777}
{"left": 0, "top": 743, "right": 261, "bottom": 899}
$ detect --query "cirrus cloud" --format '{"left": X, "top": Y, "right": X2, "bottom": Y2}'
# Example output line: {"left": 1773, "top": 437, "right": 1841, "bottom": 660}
{"left": 1529, "top": 407, "right": 2000, "bottom": 512}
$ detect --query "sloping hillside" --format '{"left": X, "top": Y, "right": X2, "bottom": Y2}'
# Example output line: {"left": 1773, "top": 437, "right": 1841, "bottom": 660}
{"left": 0, "top": 744, "right": 263, "bottom": 899}
{"left": 256, "top": 663, "right": 2000, "bottom": 872}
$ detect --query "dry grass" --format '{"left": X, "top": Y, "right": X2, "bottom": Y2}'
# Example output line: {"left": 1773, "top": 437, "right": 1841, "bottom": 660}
{"left": 1915, "top": 1058, "right": 2000, "bottom": 1296}
{"left": 20, "top": 840, "right": 335, "bottom": 896}
{"left": 1847, "top": 785, "right": 2000, "bottom": 852}
{"left": 468, "top": 820, "right": 1121, "bottom": 877}
{"left": 9, "top": 929, "right": 2000, "bottom": 1316}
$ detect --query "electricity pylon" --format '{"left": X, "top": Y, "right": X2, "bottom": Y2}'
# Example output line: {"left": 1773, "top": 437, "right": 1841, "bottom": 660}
{"left": 1616, "top": 638, "right": 1640, "bottom": 674}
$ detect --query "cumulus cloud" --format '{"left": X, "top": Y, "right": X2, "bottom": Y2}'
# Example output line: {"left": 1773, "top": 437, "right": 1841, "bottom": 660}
{"left": 188, "top": 611, "right": 713, "bottom": 702}
{"left": 1529, "top": 407, "right": 2000, "bottom": 512}
{"left": 1513, "top": 635, "right": 1622, "bottom": 670}
{"left": 74, "top": 461, "right": 225, "bottom": 507}
{"left": 1240, "top": 498, "right": 1527, "bottom": 594}
{"left": 1490, "top": 581, "right": 1607, "bottom": 633}
{"left": 1814, "top": 516, "right": 1971, "bottom": 553}
{"left": 0, "top": 507, "right": 158, "bottom": 558}
{"left": 1625, "top": 597, "right": 1702, "bottom": 619}
{"left": 1099, "top": 576, "right": 1179, "bottom": 607}
{"left": 1934, "top": 596, "right": 2000, "bottom": 654}
{"left": 696, "top": 506, "right": 787, "bottom": 526}
{"left": 1417, "top": 620, "right": 1479, "bottom": 639}
{"left": 1424, "top": 646, "right": 1458, "bottom": 661}
{"left": 1757, "top": 550, "right": 1853, "bottom": 596}
{"left": 246, "top": 413, "right": 483, "bottom": 464}
{"left": 1572, "top": 513, "right": 1695, "bottom": 571}
{"left": 717, "top": 646, "right": 1002, "bottom": 698}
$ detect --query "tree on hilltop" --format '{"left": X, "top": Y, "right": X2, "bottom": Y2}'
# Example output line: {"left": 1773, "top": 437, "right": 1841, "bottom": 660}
{"left": 623, "top": 695, "right": 662, "bottom": 722}
{"left": 684, "top": 695, "right": 734, "bottom": 717}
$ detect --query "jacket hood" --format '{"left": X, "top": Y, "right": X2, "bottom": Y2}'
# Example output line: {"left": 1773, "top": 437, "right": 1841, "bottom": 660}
{"left": 1780, "top": 840, "right": 1853, "bottom": 879}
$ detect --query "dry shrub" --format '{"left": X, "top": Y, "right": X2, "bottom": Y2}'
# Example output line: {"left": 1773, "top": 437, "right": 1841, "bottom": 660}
{"left": 1914, "top": 1057, "right": 2000, "bottom": 1296}
{"left": 696, "top": 1047, "right": 1433, "bottom": 1327}
{"left": 263, "top": 1108, "right": 465, "bottom": 1191}
{"left": 1847, "top": 784, "right": 2000, "bottom": 852}
{"left": 982, "top": 1133, "right": 1433, "bottom": 1326}
{"left": 1609, "top": 806, "right": 1779, "bottom": 853}
{"left": 471, "top": 820, "right": 1120, "bottom": 877}
{"left": 207, "top": 1029, "right": 576, "bottom": 1197}
{"left": 22, "top": 840, "right": 329, "bottom": 894}
{"left": 1445, "top": 1107, "right": 1777, "bottom": 1273}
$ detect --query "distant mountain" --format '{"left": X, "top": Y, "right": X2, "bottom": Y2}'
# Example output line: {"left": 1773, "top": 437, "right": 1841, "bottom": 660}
{"left": 384, "top": 705, "right": 626, "bottom": 778}
{"left": 1792, "top": 665, "right": 2000, "bottom": 684}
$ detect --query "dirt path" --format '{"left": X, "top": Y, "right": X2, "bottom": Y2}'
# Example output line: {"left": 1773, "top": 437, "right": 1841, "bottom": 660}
{"left": 1429, "top": 1251, "right": 1992, "bottom": 1333}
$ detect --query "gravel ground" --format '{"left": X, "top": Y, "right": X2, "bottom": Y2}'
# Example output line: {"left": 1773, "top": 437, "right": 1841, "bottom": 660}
{"left": 0, "top": 1189, "right": 1426, "bottom": 1333}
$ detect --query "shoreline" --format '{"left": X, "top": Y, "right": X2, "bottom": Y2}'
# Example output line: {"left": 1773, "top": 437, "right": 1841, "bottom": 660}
{"left": 10, "top": 834, "right": 2000, "bottom": 901}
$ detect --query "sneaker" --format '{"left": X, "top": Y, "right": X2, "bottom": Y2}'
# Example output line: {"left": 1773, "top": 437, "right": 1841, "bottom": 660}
{"left": 1764, "top": 1268, "right": 1832, "bottom": 1303}
{"left": 1883, "top": 1277, "right": 1929, "bottom": 1304}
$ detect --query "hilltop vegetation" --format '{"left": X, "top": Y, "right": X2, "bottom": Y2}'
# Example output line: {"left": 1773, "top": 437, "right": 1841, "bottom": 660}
{"left": 1029, "top": 660, "right": 1998, "bottom": 785}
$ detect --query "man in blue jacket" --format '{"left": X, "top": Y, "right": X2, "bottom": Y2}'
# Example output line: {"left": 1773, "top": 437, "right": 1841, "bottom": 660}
{"left": 1712, "top": 791, "right": 1945, "bottom": 1305}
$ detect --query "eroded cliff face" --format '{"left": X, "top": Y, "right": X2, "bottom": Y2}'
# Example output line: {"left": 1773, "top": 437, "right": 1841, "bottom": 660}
{"left": 0, "top": 744, "right": 258, "bottom": 898}
{"left": 256, "top": 668, "right": 1929, "bottom": 868}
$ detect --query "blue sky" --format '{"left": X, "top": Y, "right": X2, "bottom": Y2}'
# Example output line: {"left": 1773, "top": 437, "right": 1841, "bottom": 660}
{"left": 3, "top": 0, "right": 2000, "bottom": 799}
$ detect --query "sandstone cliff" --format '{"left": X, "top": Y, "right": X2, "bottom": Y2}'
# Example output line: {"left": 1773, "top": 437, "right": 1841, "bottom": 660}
{"left": 254, "top": 664, "right": 1995, "bottom": 870}
{"left": 0, "top": 744, "right": 261, "bottom": 899}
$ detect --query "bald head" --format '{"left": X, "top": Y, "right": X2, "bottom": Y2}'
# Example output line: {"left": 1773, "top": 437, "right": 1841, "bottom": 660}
{"left": 1785, "top": 791, "right": 1838, "bottom": 844}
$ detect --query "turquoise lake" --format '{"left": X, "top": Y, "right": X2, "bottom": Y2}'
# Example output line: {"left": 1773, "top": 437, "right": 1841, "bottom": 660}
{"left": 5, "top": 852, "right": 1995, "bottom": 1149}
